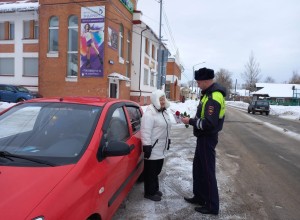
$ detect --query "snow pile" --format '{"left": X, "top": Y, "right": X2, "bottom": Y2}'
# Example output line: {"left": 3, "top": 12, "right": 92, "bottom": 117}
{"left": 0, "top": 1, "right": 38, "bottom": 13}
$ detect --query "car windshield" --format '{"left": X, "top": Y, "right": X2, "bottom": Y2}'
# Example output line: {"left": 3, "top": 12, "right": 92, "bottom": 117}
{"left": 15, "top": 86, "right": 30, "bottom": 93}
{"left": 0, "top": 102, "right": 102, "bottom": 166}
{"left": 257, "top": 101, "right": 269, "bottom": 106}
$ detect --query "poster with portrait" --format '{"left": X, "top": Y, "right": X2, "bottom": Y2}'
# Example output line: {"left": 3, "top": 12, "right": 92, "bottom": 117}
{"left": 108, "top": 26, "right": 118, "bottom": 50}
{"left": 80, "top": 6, "right": 105, "bottom": 77}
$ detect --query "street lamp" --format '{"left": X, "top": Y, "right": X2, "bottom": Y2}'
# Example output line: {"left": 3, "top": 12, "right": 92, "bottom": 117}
{"left": 192, "top": 61, "right": 206, "bottom": 95}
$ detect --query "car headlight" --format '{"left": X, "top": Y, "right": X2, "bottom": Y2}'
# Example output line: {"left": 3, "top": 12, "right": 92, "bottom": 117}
{"left": 32, "top": 216, "right": 44, "bottom": 220}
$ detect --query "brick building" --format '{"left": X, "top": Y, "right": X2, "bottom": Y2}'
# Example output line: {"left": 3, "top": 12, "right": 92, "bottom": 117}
{"left": 1, "top": 0, "right": 181, "bottom": 103}
{"left": 38, "top": 0, "right": 136, "bottom": 99}
{"left": 166, "top": 56, "right": 182, "bottom": 101}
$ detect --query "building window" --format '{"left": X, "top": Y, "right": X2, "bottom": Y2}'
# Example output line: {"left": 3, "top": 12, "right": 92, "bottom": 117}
{"left": 48, "top": 16, "right": 59, "bottom": 52}
{"left": 150, "top": 71, "right": 155, "bottom": 87}
{"left": 152, "top": 45, "right": 156, "bottom": 59}
{"left": 145, "top": 38, "right": 149, "bottom": 55}
{"left": 9, "top": 22, "right": 14, "bottom": 40}
{"left": 144, "top": 68, "right": 149, "bottom": 85}
{"left": 23, "top": 58, "right": 38, "bottom": 76}
{"left": 0, "top": 22, "right": 4, "bottom": 40}
{"left": 34, "top": 20, "right": 39, "bottom": 39}
{"left": 0, "top": 22, "right": 14, "bottom": 40}
{"left": 0, "top": 58, "right": 14, "bottom": 76}
{"left": 126, "top": 31, "right": 131, "bottom": 77}
{"left": 119, "top": 24, "right": 124, "bottom": 58}
{"left": 23, "top": 20, "right": 31, "bottom": 39}
{"left": 67, "top": 15, "right": 78, "bottom": 77}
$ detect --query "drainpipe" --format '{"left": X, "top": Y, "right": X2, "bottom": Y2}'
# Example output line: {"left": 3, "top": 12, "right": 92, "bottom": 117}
{"left": 138, "top": 26, "right": 149, "bottom": 102}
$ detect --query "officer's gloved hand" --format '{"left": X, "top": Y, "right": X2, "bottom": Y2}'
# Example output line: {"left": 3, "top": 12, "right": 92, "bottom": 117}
{"left": 143, "top": 145, "right": 152, "bottom": 159}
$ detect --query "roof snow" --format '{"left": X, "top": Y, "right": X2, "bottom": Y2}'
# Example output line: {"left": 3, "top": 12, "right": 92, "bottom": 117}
{"left": 0, "top": 1, "right": 38, "bottom": 13}
{"left": 253, "top": 83, "right": 300, "bottom": 98}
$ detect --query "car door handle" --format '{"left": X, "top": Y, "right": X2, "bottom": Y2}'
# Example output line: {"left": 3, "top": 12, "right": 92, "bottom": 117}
{"left": 129, "top": 144, "right": 135, "bottom": 151}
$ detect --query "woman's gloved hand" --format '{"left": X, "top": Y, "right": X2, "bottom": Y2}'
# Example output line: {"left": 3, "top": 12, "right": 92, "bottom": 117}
{"left": 143, "top": 145, "right": 152, "bottom": 159}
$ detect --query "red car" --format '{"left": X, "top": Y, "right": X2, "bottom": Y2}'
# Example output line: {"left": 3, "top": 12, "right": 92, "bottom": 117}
{"left": 0, "top": 97, "right": 143, "bottom": 220}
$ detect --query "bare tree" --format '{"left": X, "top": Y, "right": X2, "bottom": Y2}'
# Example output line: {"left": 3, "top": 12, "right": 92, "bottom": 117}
{"left": 215, "top": 68, "right": 232, "bottom": 99}
{"left": 289, "top": 70, "right": 300, "bottom": 84}
{"left": 264, "top": 76, "right": 275, "bottom": 83}
{"left": 241, "top": 51, "right": 261, "bottom": 91}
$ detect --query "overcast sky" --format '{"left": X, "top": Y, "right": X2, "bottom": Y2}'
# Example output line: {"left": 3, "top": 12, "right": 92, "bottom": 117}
{"left": 137, "top": 0, "right": 300, "bottom": 86}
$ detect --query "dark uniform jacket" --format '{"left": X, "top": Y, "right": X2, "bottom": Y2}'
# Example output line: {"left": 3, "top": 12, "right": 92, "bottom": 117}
{"left": 189, "top": 83, "right": 226, "bottom": 137}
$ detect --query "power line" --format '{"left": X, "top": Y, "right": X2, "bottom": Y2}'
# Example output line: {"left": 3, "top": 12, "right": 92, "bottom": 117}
{"left": 162, "top": 7, "right": 178, "bottom": 54}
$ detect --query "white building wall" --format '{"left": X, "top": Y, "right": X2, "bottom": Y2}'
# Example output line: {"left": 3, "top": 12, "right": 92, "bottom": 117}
{"left": 130, "top": 20, "right": 160, "bottom": 99}
{"left": 0, "top": 10, "right": 38, "bottom": 91}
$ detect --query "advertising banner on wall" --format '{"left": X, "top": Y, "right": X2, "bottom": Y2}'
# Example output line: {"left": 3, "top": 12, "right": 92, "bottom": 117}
{"left": 80, "top": 6, "right": 105, "bottom": 77}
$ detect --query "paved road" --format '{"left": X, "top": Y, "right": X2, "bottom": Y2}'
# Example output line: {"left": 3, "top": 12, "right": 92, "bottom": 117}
{"left": 113, "top": 106, "right": 300, "bottom": 220}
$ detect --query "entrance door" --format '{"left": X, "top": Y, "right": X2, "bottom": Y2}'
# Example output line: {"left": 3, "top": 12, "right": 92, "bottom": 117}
{"left": 110, "top": 83, "right": 117, "bottom": 98}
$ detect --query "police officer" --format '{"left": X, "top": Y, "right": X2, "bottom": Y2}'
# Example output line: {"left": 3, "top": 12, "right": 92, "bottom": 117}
{"left": 181, "top": 67, "right": 226, "bottom": 215}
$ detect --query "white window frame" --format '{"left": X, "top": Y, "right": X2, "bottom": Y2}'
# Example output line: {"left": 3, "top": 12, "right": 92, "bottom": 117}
{"left": 34, "top": 20, "right": 39, "bottom": 39}
{"left": 118, "top": 24, "right": 124, "bottom": 59}
{"left": 0, "top": 58, "right": 14, "bottom": 76}
{"left": 23, "top": 20, "right": 31, "bottom": 39}
{"left": 48, "top": 16, "right": 59, "bottom": 54}
{"left": 67, "top": 15, "right": 78, "bottom": 78}
{"left": 9, "top": 22, "right": 14, "bottom": 40}
{"left": 126, "top": 31, "right": 131, "bottom": 77}
{"left": 0, "top": 22, "right": 4, "bottom": 40}
{"left": 144, "top": 68, "right": 149, "bottom": 85}
{"left": 23, "top": 57, "right": 38, "bottom": 77}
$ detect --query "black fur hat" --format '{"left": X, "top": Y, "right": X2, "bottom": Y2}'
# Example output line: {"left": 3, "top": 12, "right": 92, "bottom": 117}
{"left": 194, "top": 67, "right": 214, "bottom": 80}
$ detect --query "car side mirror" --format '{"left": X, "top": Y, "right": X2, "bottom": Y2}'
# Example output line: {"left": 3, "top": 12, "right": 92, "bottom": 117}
{"left": 103, "top": 140, "right": 131, "bottom": 157}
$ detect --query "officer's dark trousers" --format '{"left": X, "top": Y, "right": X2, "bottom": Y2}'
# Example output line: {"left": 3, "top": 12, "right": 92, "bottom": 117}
{"left": 144, "top": 159, "right": 164, "bottom": 196}
{"left": 193, "top": 135, "right": 219, "bottom": 212}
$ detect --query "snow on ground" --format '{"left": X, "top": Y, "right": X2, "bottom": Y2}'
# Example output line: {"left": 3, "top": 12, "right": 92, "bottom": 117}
{"left": 1, "top": 99, "right": 299, "bottom": 219}
{"left": 141, "top": 100, "right": 300, "bottom": 123}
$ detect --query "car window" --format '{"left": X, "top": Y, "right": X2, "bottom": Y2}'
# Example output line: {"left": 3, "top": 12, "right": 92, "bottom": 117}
{"left": 0, "top": 103, "right": 102, "bottom": 165}
{"left": 16, "top": 86, "right": 30, "bottom": 93}
{"left": 5, "top": 86, "right": 14, "bottom": 92}
{"left": 125, "top": 106, "right": 142, "bottom": 132}
{"left": 106, "top": 107, "right": 129, "bottom": 142}
{"left": 257, "top": 101, "right": 269, "bottom": 106}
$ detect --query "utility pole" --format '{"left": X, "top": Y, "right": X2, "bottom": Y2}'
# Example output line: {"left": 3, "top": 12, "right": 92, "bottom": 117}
{"left": 158, "top": 0, "right": 163, "bottom": 89}
{"left": 234, "top": 79, "right": 237, "bottom": 101}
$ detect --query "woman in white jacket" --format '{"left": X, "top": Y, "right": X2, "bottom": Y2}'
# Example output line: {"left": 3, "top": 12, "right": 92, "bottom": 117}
{"left": 141, "top": 90, "right": 171, "bottom": 201}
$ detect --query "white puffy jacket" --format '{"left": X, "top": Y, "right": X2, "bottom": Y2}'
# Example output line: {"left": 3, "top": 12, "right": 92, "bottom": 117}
{"left": 141, "top": 90, "right": 171, "bottom": 160}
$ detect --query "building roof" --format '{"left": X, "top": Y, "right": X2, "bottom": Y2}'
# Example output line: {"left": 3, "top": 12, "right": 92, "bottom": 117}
{"left": 253, "top": 83, "right": 300, "bottom": 98}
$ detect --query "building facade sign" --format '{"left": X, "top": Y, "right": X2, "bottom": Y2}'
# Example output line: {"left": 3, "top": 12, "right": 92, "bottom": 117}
{"left": 80, "top": 6, "right": 105, "bottom": 77}
{"left": 119, "top": 0, "right": 134, "bottom": 13}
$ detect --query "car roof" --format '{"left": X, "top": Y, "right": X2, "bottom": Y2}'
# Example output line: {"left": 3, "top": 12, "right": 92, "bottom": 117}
{"left": 25, "top": 97, "right": 139, "bottom": 107}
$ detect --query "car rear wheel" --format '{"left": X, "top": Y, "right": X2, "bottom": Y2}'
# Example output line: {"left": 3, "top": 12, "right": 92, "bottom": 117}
{"left": 266, "top": 112, "right": 269, "bottom": 116}
{"left": 252, "top": 110, "right": 255, "bottom": 114}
